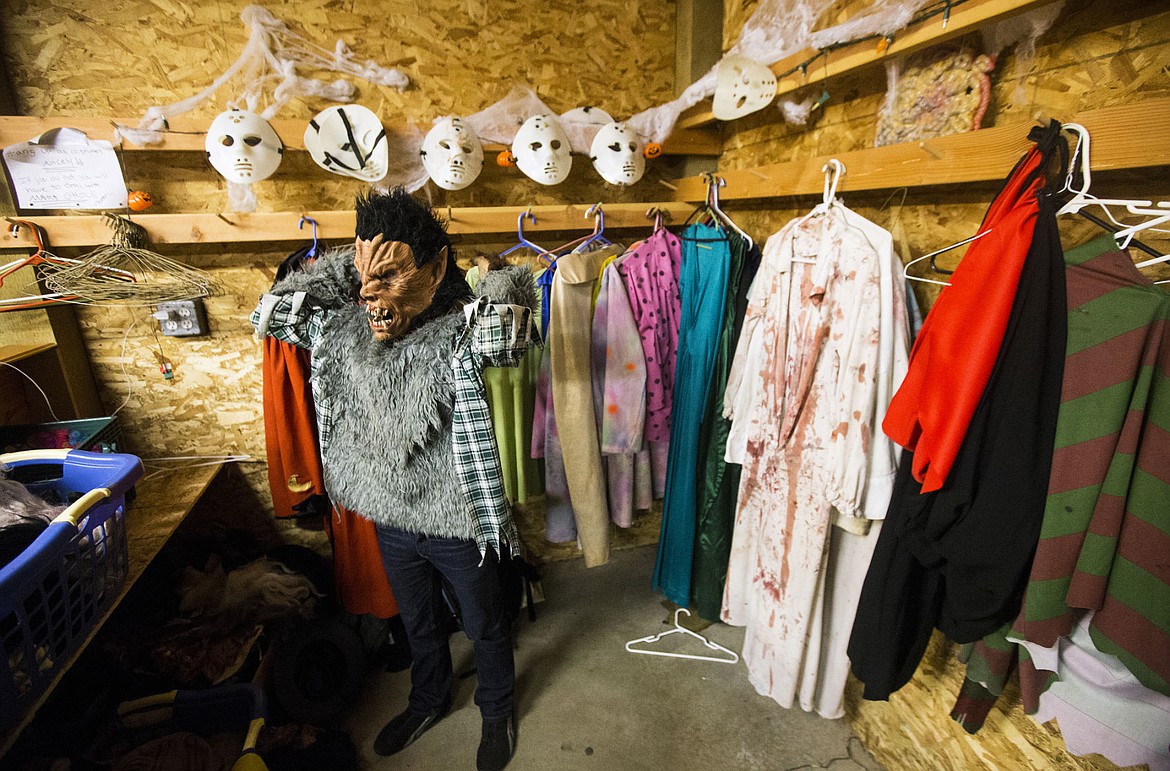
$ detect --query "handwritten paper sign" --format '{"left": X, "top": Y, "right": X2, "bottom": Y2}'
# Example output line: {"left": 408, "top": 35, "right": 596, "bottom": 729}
{"left": 3, "top": 127, "right": 127, "bottom": 210}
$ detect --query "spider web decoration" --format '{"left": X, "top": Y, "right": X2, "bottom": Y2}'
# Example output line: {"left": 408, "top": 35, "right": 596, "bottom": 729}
{"left": 114, "top": 5, "right": 409, "bottom": 146}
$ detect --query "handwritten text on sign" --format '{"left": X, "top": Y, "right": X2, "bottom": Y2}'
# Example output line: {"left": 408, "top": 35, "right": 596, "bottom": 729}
{"left": 3, "top": 128, "right": 127, "bottom": 210}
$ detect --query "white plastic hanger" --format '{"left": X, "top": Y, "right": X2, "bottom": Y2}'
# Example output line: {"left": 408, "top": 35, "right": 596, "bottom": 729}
{"left": 1056, "top": 124, "right": 1153, "bottom": 223}
{"left": 624, "top": 608, "right": 740, "bottom": 664}
{"left": 789, "top": 159, "right": 848, "bottom": 266}
{"left": 1057, "top": 123, "right": 1169, "bottom": 261}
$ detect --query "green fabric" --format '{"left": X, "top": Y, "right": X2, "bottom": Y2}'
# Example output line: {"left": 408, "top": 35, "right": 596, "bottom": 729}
{"left": 955, "top": 234, "right": 1170, "bottom": 731}
{"left": 691, "top": 234, "right": 754, "bottom": 621}
{"left": 467, "top": 265, "right": 545, "bottom": 504}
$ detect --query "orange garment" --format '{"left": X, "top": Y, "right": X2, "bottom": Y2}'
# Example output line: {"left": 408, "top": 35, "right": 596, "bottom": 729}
{"left": 262, "top": 337, "right": 397, "bottom": 618}
{"left": 882, "top": 146, "right": 1044, "bottom": 493}
{"left": 262, "top": 337, "right": 326, "bottom": 517}
{"left": 326, "top": 504, "right": 399, "bottom": 618}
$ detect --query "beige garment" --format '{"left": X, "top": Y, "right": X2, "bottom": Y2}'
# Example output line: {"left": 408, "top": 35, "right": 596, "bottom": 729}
{"left": 550, "top": 245, "right": 622, "bottom": 566}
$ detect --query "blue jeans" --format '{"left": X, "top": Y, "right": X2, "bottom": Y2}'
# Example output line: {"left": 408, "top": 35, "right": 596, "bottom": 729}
{"left": 375, "top": 525, "right": 514, "bottom": 721}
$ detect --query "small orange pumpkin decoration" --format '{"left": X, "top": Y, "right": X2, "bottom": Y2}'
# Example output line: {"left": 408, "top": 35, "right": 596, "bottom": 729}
{"left": 127, "top": 190, "right": 153, "bottom": 211}
{"left": 643, "top": 142, "right": 663, "bottom": 159}
{"left": 496, "top": 150, "right": 516, "bottom": 168}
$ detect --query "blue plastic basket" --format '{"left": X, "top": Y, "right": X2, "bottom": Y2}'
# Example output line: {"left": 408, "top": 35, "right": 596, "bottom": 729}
{"left": 0, "top": 449, "right": 143, "bottom": 732}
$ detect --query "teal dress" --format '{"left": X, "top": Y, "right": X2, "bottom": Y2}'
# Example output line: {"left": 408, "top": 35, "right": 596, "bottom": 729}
{"left": 653, "top": 223, "right": 731, "bottom": 607}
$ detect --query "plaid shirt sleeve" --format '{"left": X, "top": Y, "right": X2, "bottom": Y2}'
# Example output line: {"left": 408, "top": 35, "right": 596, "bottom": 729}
{"left": 250, "top": 292, "right": 334, "bottom": 449}
{"left": 451, "top": 297, "right": 535, "bottom": 561}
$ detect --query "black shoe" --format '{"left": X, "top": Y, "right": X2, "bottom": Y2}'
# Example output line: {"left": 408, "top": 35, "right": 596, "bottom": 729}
{"left": 476, "top": 713, "right": 516, "bottom": 771}
{"left": 373, "top": 697, "right": 452, "bottom": 756}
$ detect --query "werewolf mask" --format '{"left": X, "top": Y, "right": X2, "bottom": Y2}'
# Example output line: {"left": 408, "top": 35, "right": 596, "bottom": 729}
{"left": 353, "top": 188, "right": 469, "bottom": 341}
{"left": 355, "top": 234, "right": 447, "bottom": 340}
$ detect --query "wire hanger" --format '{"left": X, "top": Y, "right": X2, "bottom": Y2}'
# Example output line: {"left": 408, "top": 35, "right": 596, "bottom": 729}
{"left": 624, "top": 608, "right": 740, "bottom": 664}
{"left": 298, "top": 215, "right": 319, "bottom": 258}
{"left": 1, "top": 219, "right": 133, "bottom": 311}
{"left": 499, "top": 208, "right": 549, "bottom": 257}
{"left": 902, "top": 230, "right": 991, "bottom": 287}
{"left": 704, "top": 174, "right": 754, "bottom": 249}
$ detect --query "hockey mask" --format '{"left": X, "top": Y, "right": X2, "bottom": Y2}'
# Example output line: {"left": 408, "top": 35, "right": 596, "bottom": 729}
{"left": 590, "top": 122, "right": 645, "bottom": 186}
{"left": 512, "top": 114, "right": 572, "bottom": 185}
{"left": 712, "top": 56, "right": 778, "bottom": 120}
{"left": 205, "top": 109, "right": 283, "bottom": 183}
{"left": 304, "top": 105, "right": 388, "bottom": 182}
{"left": 420, "top": 117, "right": 484, "bottom": 191}
{"left": 354, "top": 234, "right": 448, "bottom": 341}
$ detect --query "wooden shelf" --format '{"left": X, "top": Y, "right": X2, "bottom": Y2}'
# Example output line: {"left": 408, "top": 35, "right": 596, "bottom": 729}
{"left": 0, "top": 115, "right": 720, "bottom": 157}
{"left": 3, "top": 202, "right": 697, "bottom": 248}
{"left": 6, "top": 98, "right": 1167, "bottom": 247}
{"left": 669, "top": 97, "right": 1170, "bottom": 202}
{"left": 0, "top": 342, "right": 55, "bottom": 364}
{"left": 677, "top": 0, "right": 1060, "bottom": 131}
{"left": 0, "top": 463, "right": 224, "bottom": 758}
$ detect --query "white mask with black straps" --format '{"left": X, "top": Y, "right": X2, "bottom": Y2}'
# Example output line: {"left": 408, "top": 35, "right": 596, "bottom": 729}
{"left": 420, "top": 117, "right": 484, "bottom": 191}
{"left": 304, "top": 104, "right": 388, "bottom": 182}
{"left": 512, "top": 114, "right": 572, "bottom": 185}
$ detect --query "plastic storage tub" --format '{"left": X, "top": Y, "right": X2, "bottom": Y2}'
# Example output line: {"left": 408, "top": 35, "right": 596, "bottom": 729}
{"left": 0, "top": 449, "right": 143, "bottom": 732}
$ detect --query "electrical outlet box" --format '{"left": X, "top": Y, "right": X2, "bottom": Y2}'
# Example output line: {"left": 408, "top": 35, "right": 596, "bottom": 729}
{"left": 157, "top": 299, "right": 209, "bottom": 337}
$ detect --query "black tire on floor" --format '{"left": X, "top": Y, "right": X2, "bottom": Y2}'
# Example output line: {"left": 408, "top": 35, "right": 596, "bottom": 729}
{"left": 272, "top": 619, "right": 368, "bottom": 725}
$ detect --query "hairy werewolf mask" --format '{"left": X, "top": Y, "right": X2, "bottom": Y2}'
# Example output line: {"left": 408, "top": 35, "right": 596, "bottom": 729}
{"left": 353, "top": 188, "right": 471, "bottom": 341}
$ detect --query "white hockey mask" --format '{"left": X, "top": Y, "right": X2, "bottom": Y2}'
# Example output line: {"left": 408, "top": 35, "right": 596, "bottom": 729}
{"left": 205, "top": 109, "right": 283, "bottom": 183}
{"left": 420, "top": 117, "right": 483, "bottom": 191}
{"left": 303, "top": 104, "right": 388, "bottom": 182}
{"left": 590, "top": 122, "right": 645, "bottom": 186}
{"left": 512, "top": 115, "right": 572, "bottom": 185}
{"left": 712, "top": 55, "right": 778, "bottom": 120}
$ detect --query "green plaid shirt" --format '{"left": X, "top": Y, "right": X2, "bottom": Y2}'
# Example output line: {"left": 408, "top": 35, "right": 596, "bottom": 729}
{"left": 251, "top": 292, "right": 534, "bottom": 561}
{"left": 451, "top": 297, "right": 534, "bottom": 560}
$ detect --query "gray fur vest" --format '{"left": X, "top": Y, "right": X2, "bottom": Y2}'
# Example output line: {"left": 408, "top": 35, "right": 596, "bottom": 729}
{"left": 270, "top": 248, "right": 534, "bottom": 539}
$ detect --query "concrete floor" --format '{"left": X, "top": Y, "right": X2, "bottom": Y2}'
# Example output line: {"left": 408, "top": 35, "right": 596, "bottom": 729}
{"left": 345, "top": 545, "right": 883, "bottom": 771}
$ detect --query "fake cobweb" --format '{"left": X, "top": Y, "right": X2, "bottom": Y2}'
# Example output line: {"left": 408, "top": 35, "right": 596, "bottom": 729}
{"left": 114, "top": 5, "right": 411, "bottom": 210}
{"left": 114, "top": 1, "right": 1067, "bottom": 205}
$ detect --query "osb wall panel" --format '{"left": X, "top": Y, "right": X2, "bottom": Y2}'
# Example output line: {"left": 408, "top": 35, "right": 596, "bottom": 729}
{"left": 719, "top": 1, "right": 1170, "bottom": 770}
{"left": 0, "top": 0, "right": 679, "bottom": 544}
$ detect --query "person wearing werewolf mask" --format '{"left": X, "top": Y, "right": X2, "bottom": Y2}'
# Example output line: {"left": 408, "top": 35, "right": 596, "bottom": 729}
{"left": 251, "top": 189, "right": 535, "bottom": 771}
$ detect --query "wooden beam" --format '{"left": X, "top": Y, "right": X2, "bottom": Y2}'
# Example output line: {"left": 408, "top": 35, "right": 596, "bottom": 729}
{"left": 0, "top": 115, "right": 719, "bottom": 157}
{"left": 2, "top": 203, "right": 697, "bottom": 248}
{"left": 678, "top": 0, "right": 1060, "bottom": 130}
{"left": 669, "top": 97, "right": 1170, "bottom": 202}
{"left": 0, "top": 342, "right": 55, "bottom": 364}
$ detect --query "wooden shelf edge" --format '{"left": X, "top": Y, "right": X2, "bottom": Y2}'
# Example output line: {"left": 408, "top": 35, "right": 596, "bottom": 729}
{"left": 668, "top": 97, "right": 1170, "bottom": 202}
{"left": 3, "top": 202, "right": 698, "bottom": 248}
{"left": 0, "top": 115, "right": 719, "bottom": 158}
{"left": 678, "top": 0, "right": 1062, "bottom": 131}
{"left": 0, "top": 342, "right": 56, "bottom": 364}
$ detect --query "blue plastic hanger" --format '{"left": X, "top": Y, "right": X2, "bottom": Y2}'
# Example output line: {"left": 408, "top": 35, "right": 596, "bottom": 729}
{"left": 299, "top": 214, "right": 318, "bottom": 259}
{"left": 500, "top": 209, "right": 548, "bottom": 257}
